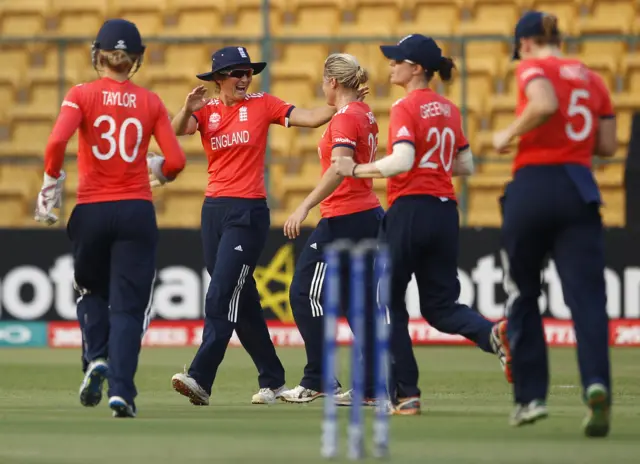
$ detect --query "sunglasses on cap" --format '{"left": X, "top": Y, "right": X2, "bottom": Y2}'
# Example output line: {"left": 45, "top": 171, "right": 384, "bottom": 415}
{"left": 219, "top": 68, "right": 253, "bottom": 79}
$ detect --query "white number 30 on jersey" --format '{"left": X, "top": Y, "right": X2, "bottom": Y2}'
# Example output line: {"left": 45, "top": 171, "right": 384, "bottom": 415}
{"left": 92, "top": 115, "right": 143, "bottom": 162}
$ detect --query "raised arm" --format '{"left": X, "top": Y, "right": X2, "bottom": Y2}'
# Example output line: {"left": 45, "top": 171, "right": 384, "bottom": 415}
{"left": 171, "top": 85, "right": 208, "bottom": 136}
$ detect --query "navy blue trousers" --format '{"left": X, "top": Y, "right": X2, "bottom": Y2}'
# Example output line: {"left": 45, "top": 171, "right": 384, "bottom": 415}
{"left": 188, "top": 198, "right": 285, "bottom": 394}
{"left": 382, "top": 195, "right": 494, "bottom": 400}
{"left": 290, "top": 207, "right": 384, "bottom": 396}
{"left": 68, "top": 200, "right": 158, "bottom": 407}
{"left": 501, "top": 166, "right": 611, "bottom": 404}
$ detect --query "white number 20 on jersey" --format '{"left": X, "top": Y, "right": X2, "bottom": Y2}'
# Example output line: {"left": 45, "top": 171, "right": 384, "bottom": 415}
{"left": 419, "top": 127, "right": 456, "bottom": 172}
{"left": 92, "top": 115, "right": 144, "bottom": 162}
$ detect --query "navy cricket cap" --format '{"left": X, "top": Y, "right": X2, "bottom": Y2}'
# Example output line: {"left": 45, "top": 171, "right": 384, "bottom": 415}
{"left": 380, "top": 34, "right": 443, "bottom": 71}
{"left": 94, "top": 19, "right": 145, "bottom": 55}
{"left": 512, "top": 11, "right": 560, "bottom": 60}
{"left": 197, "top": 46, "right": 267, "bottom": 81}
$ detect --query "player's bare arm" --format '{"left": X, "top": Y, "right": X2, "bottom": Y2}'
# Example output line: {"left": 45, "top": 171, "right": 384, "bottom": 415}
{"left": 172, "top": 85, "right": 208, "bottom": 135}
{"left": 287, "top": 86, "right": 369, "bottom": 128}
{"left": 333, "top": 141, "right": 414, "bottom": 179}
{"left": 452, "top": 148, "right": 475, "bottom": 176}
{"left": 283, "top": 146, "right": 352, "bottom": 239}
{"left": 595, "top": 118, "right": 616, "bottom": 158}
{"left": 493, "top": 78, "right": 558, "bottom": 153}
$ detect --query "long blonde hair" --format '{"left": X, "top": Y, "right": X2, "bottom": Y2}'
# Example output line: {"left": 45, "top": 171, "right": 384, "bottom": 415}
{"left": 324, "top": 53, "right": 368, "bottom": 89}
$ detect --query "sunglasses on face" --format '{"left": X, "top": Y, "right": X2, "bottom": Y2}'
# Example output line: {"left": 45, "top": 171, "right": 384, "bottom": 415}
{"left": 220, "top": 68, "right": 253, "bottom": 79}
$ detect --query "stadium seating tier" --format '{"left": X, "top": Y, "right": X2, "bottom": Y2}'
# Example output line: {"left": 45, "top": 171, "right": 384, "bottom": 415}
{"left": 0, "top": 0, "right": 631, "bottom": 227}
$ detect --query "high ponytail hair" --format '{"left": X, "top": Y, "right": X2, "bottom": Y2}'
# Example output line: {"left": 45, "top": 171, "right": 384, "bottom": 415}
{"left": 426, "top": 56, "right": 456, "bottom": 82}
{"left": 534, "top": 13, "right": 561, "bottom": 47}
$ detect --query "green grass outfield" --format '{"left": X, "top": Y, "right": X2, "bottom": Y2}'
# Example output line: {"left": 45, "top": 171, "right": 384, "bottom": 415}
{"left": 0, "top": 347, "right": 638, "bottom": 464}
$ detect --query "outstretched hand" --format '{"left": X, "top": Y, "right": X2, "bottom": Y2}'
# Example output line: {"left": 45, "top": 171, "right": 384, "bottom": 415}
{"left": 356, "top": 86, "right": 370, "bottom": 102}
{"left": 185, "top": 85, "right": 208, "bottom": 113}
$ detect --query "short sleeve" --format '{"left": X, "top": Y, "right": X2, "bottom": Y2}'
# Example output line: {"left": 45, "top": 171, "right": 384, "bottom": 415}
{"left": 329, "top": 113, "right": 358, "bottom": 150}
{"left": 264, "top": 93, "right": 295, "bottom": 127}
{"left": 192, "top": 104, "right": 208, "bottom": 133}
{"left": 591, "top": 71, "right": 615, "bottom": 119}
{"left": 516, "top": 61, "right": 547, "bottom": 91}
{"left": 61, "top": 84, "right": 84, "bottom": 112}
{"left": 457, "top": 122, "right": 469, "bottom": 152}
{"left": 389, "top": 100, "right": 416, "bottom": 147}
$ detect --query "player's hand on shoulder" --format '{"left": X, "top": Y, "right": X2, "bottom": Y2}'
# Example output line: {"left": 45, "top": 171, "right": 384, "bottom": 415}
{"left": 34, "top": 170, "right": 66, "bottom": 226}
{"left": 283, "top": 205, "right": 310, "bottom": 240}
{"left": 147, "top": 152, "right": 172, "bottom": 188}
{"left": 356, "top": 86, "right": 370, "bottom": 102}
{"left": 185, "top": 85, "right": 208, "bottom": 113}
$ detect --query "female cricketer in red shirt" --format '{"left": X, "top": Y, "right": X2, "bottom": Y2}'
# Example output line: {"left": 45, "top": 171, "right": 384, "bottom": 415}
{"left": 278, "top": 53, "right": 383, "bottom": 403}
{"left": 170, "top": 46, "right": 367, "bottom": 406}
{"left": 36, "top": 19, "right": 186, "bottom": 418}
{"left": 492, "top": 12, "right": 616, "bottom": 435}
{"left": 333, "top": 34, "right": 510, "bottom": 415}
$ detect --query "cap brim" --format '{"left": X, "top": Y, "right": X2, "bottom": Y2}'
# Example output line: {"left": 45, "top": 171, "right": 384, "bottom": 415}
{"left": 196, "top": 72, "right": 215, "bottom": 82}
{"left": 196, "top": 61, "right": 267, "bottom": 81}
{"left": 380, "top": 45, "right": 407, "bottom": 61}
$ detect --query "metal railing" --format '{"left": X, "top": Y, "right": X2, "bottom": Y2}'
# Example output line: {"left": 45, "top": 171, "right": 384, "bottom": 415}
{"left": 0, "top": 27, "right": 632, "bottom": 225}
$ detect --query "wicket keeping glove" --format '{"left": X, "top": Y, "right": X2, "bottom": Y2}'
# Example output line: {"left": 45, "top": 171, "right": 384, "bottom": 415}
{"left": 34, "top": 170, "right": 66, "bottom": 226}
{"left": 147, "top": 152, "right": 171, "bottom": 188}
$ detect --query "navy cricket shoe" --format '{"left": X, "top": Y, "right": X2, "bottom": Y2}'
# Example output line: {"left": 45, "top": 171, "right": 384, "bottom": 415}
{"left": 109, "top": 396, "right": 137, "bottom": 418}
{"left": 79, "top": 359, "right": 108, "bottom": 407}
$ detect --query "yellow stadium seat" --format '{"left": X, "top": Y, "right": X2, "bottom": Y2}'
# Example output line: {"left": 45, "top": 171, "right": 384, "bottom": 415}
{"left": 0, "top": 0, "right": 48, "bottom": 36}
{"left": 337, "top": 0, "right": 401, "bottom": 37}
{"left": 165, "top": 0, "right": 224, "bottom": 36}
{"left": 0, "top": 44, "right": 31, "bottom": 78}
{"left": 579, "top": 0, "right": 635, "bottom": 35}
{"left": 0, "top": 71, "right": 20, "bottom": 119}
{"left": 5, "top": 112, "right": 53, "bottom": 157}
{"left": 374, "top": 112, "right": 390, "bottom": 153}
{"left": 617, "top": 53, "right": 640, "bottom": 107}
{"left": 0, "top": 186, "right": 30, "bottom": 227}
{"left": 291, "top": 126, "right": 326, "bottom": 157}
{"left": 466, "top": 174, "right": 510, "bottom": 227}
{"left": 50, "top": 0, "right": 108, "bottom": 37}
{"left": 616, "top": 109, "right": 632, "bottom": 146}
{"left": 280, "top": 0, "right": 344, "bottom": 36}
{"left": 461, "top": 0, "right": 520, "bottom": 34}
{"left": 162, "top": 44, "right": 212, "bottom": 77}
{"left": 222, "top": 0, "right": 284, "bottom": 38}
{"left": 398, "top": 0, "right": 462, "bottom": 36}
{"left": 270, "top": 125, "right": 295, "bottom": 157}
{"left": 271, "top": 79, "right": 316, "bottom": 106}
{"left": 110, "top": 0, "right": 168, "bottom": 36}
{"left": 271, "top": 44, "right": 330, "bottom": 83}
{"left": 146, "top": 74, "right": 193, "bottom": 116}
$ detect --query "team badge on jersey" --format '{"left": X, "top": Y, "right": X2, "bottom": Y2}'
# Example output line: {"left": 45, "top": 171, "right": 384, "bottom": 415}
{"left": 239, "top": 106, "right": 248, "bottom": 122}
{"left": 209, "top": 113, "right": 221, "bottom": 130}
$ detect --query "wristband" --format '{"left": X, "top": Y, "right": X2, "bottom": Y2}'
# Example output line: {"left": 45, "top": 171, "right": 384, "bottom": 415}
{"left": 352, "top": 164, "right": 358, "bottom": 178}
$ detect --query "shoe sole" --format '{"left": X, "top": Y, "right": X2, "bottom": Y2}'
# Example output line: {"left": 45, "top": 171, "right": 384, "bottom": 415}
{"left": 280, "top": 393, "right": 325, "bottom": 404}
{"left": 584, "top": 386, "right": 610, "bottom": 438}
{"left": 172, "top": 377, "right": 208, "bottom": 406}
{"left": 496, "top": 322, "right": 513, "bottom": 384}
{"left": 79, "top": 363, "right": 108, "bottom": 407}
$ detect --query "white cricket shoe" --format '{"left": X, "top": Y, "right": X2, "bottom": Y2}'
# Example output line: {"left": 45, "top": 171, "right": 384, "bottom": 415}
{"left": 251, "top": 385, "right": 287, "bottom": 404}
{"left": 334, "top": 389, "right": 379, "bottom": 407}
{"left": 79, "top": 358, "right": 108, "bottom": 407}
{"left": 171, "top": 370, "right": 210, "bottom": 406}
{"left": 281, "top": 384, "right": 335, "bottom": 403}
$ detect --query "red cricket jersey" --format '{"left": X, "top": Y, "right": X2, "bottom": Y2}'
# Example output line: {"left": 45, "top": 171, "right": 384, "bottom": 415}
{"left": 514, "top": 56, "right": 614, "bottom": 172}
{"left": 386, "top": 88, "right": 468, "bottom": 207}
{"left": 44, "top": 77, "right": 186, "bottom": 204}
{"left": 193, "top": 92, "right": 294, "bottom": 199}
{"left": 318, "top": 102, "right": 381, "bottom": 218}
